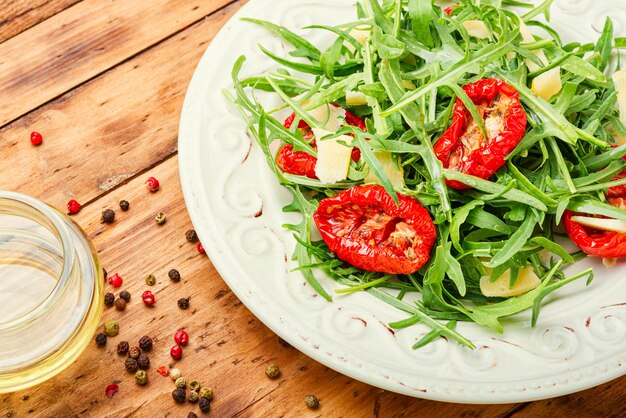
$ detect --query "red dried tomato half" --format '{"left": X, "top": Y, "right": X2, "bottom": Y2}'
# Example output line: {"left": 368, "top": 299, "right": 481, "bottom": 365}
{"left": 434, "top": 78, "right": 527, "bottom": 189}
{"left": 276, "top": 106, "right": 366, "bottom": 179}
{"left": 564, "top": 154, "right": 626, "bottom": 258}
{"left": 313, "top": 185, "right": 437, "bottom": 274}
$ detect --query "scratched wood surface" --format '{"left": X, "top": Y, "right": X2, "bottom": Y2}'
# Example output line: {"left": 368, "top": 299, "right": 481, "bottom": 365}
{"left": 0, "top": 1, "right": 625, "bottom": 417}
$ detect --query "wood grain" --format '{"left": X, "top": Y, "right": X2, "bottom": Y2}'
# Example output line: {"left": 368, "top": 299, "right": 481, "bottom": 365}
{"left": 0, "top": 1, "right": 241, "bottom": 213}
{"left": 0, "top": 0, "right": 236, "bottom": 127}
{"left": 0, "top": 157, "right": 512, "bottom": 417}
{"left": 0, "top": 0, "right": 81, "bottom": 43}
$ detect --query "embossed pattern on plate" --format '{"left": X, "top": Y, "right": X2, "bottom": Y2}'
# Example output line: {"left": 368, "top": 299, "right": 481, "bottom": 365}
{"left": 179, "top": 0, "right": 626, "bottom": 403}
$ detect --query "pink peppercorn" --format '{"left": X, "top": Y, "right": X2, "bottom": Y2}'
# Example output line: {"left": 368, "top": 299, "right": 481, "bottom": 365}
{"left": 174, "top": 330, "right": 189, "bottom": 346}
{"left": 145, "top": 177, "right": 160, "bottom": 192}
{"left": 142, "top": 290, "right": 155, "bottom": 306}
{"left": 108, "top": 273, "right": 123, "bottom": 288}
{"left": 170, "top": 344, "right": 183, "bottom": 360}
{"left": 197, "top": 242, "right": 205, "bottom": 254}
{"left": 30, "top": 131, "right": 43, "bottom": 146}
{"left": 67, "top": 199, "right": 82, "bottom": 215}
{"left": 105, "top": 383, "right": 119, "bottom": 398}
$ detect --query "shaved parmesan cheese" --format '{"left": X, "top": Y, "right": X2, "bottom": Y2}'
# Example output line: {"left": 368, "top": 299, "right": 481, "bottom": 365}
{"left": 462, "top": 20, "right": 490, "bottom": 39}
{"left": 346, "top": 91, "right": 368, "bottom": 106}
{"left": 480, "top": 266, "right": 541, "bottom": 297}
{"left": 364, "top": 151, "right": 404, "bottom": 188}
{"left": 532, "top": 67, "right": 562, "bottom": 101}
{"left": 313, "top": 128, "right": 353, "bottom": 184}
{"left": 519, "top": 20, "right": 548, "bottom": 72}
{"left": 349, "top": 27, "right": 371, "bottom": 46}
{"left": 613, "top": 70, "right": 626, "bottom": 126}
{"left": 308, "top": 105, "right": 346, "bottom": 132}
{"left": 570, "top": 216, "right": 626, "bottom": 234}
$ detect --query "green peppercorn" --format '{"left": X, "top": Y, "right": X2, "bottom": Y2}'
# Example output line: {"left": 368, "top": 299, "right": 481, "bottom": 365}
{"left": 155, "top": 212, "right": 166, "bottom": 225}
{"left": 104, "top": 292, "right": 115, "bottom": 307}
{"left": 265, "top": 364, "right": 280, "bottom": 379}
{"left": 95, "top": 333, "right": 107, "bottom": 346}
{"left": 198, "top": 397, "right": 210, "bottom": 413}
{"left": 172, "top": 388, "right": 186, "bottom": 403}
{"left": 177, "top": 297, "right": 190, "bottom": 310}
{"left": 129, "top": 346, "right": 141, "bottom": 359}
{"left": 198, "top": 387, "right": 213, "bottom": 401}
{"left": 119, "top": 290, "right": 131, "bottom": 302}
{"left": 103, "top": 320, "right": 119, "bottom": 337}
{"left": 125, "top": 357, "right": 138, "bottom": 373}
{"left": 119, "top": 200, "right": 130, "bottom": 211}
{"left": 188, "top": 380, "right": 201, "bottom": 392}
{"left": 168, "top": 269, "right": 181, "bottom": 282}
{"left": 305, "top": 394, "right": 319, "bottom": 409}
{"left": 117, "top": 341, "right": 129, "bottom": 356}
{"left": 145, "top": 274, "right": 156, "bottom": 286}
{"left": 137, "top": 354, "right": 150, "bottom": 370}
{"left": 187, "top": 391, "right": 199, "bottom": 403}
{"left": 114, "top": 297, "right": 126, "bottom": 311}
{"left": 135, "top": 370, "right": 148, "bottom": 385}
{"left": 185, "top": 229, "right": 198, "bottom": 243}
{"left": 101, "top": 209, "right": 115, "bottom": 224}
{"left": 175, "top": 377, "right": 186, "bottom": 388}
{"left": 188, "top": 413, "right": 198, "bottom": 418}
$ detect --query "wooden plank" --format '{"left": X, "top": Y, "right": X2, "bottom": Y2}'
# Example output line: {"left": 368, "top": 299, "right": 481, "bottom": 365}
{"left": 0, "top": 0, "right": 81, "bottom": 43}
{"left": 0, "top": 0, "right": 236, "bottom": 127}
{"left": 0, "top": 1, "right": 242, "bottom": 212}
{"left": 0, "top": 157, "right": 516, "bottom": 417}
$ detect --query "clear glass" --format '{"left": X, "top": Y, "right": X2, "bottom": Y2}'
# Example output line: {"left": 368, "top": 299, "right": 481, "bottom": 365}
{"left": 0, "top": 191, "right": 103, "bottom": 393}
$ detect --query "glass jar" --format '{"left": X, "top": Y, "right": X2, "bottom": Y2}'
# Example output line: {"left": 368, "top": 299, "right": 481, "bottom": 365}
{"left": 0, "top": 191, "right": 103, "bottom": 393}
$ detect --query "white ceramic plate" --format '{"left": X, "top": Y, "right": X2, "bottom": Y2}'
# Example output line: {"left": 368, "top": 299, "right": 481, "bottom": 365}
{"left": 179, "top": 0, "right": 626, "bottom": 403}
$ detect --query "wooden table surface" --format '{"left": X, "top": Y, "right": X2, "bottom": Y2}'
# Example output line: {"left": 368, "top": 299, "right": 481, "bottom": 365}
{"left": 0, "top": 1, "right": 625, "bottom": 417}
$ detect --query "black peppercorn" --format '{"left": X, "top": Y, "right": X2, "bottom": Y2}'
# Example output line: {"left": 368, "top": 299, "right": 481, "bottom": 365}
{"left": 119, "top": 290, "right": 131, "bottom": 302}
{"left": 114, "top": 297, "right": 126, "bottom": 311}
{"left": 104, "top": 292, "right": 115, "bottom": 307}
{"left": 172, "top": 388, "right": 186, "bottom": 403}
{"left": 117, "top": 341, "right": 129, "bottom": 356}
{"left": 101, "top": 209, "right": 115, "bottom": 224}
{"left": 119, "top": 200, "right": 130, "bottom": 211}
{"left": 168, "top": 269, "right": 181, "bottom": 282}
{"left": 103, "top": 268, "right": 108, "bottom": 280}
{"left": 95, "top": 333, "right": 107, "bottom": 346}
{"left": 124, "top": 357, "right": 138, "bottom": 373}
{"left": 188, "top": 413, "right": 198, "bottom": 418}
{"left": 198, "top": 397, "right": 210, "bottom": 413}
{"left": 177, "top": 298, "right": 190, "bottom": 310}
{"left": 137, "top": 354, "right": 150, "bottom": 370}
{"left": 138, "top": 335, "right": 153, "bottom": 351}
{"left": 129, "top": 346, "right": 141, "bottom": 359}
{"left": 185, "top": 230, "right": 198, "bottom": 243}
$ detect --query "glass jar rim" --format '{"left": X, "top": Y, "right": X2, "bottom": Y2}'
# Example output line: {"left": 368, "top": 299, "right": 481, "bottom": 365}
{"left": 0, "top": 191, "right": 76, "bottom": 330}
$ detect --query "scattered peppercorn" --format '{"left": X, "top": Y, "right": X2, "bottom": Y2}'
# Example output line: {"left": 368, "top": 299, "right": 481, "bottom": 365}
{"left": 170, "top": 344, "right": 183, "bottom": 360}
{"left": 119, "top": 200, "right": 130, "bottom": 211}
{"left": 196, "top": 242, "right": 205, "bottom": 254}
{"left": 177, "top": 298, "right": 190, "bottom": 310}
{"left": 168, "top": 269, "right": 181, "bottom": 282}
{"left": 138, "top": 335, "right": 153, "bottom": 351}
{"left": 278, "top": 337, "right": 291, "bottom": 348}
{"left": 95, "top": 333, "right": 107, "bottom": 346}
{"left": 135, "top": 370, "right": 148, "bottom": 385}
{"left": 129, "top": 346, "right": 141, "bottom": 359}
{"left": 104, "top": 292, "right": 115, "bottom": 307}
{"left": 105, "top": 383, "right": 119, "bottom": 398}
{"left": 199, "top": 387, "right": 213, "bottom": 401}
{"left": 67, "top": 199, "right": 82, "bottom": 215}
{"left": 119, "top": 290, "right": 131, "bottom": 302}
{"left": 155, "top": 212, "right": 167, "bottom": 225}
{"left": 142, "top": 290, "right": 155, "bottom": 306}
{"left": 174, "top": 330, "right": 189, "bottom": 346}
{"left": 114, "top": 297, "right": 126, "bottom": 311}
{"left": 145, "top": 274, "right": 156, "bottom": 286}
{"left": 188, "top": 380, "right": 200, "bottom": 392}
{"left": 146, "top": 177, "right": 160, "bottom": 192}
{"left": 175, "top": 377, "right": 186, "bottom": 388}
{"left": 125, "top": 357, "right": 138, "bottom": 373}
{"left": 137, "top": 354, "right": 150, "bottom": 370}
{"left": 103, "top": 320, "right": 119, "bottom": 337}
{"left": 265, "top": 364, "right": 280, "bottom": 379}
{"left": 30, "top": 131, "right": 43, "bottom": 146}
{"left": 103, "top": 268, "right": 108, "bottom": 280}
{"left": 108, "top": 273, "right": 123, "bottom": 288}
{"left": 170, "top": 368, "right": 182, "bottom": 381}
{"left": 156, "top": 365, "right": 169, "bottom": 377}
{"left": 172, "top": 388, "right": 186, "bottom": 403}
{"left": 117, "top": 341, "right": 129, "bottom": 356}
{"left": 198, "top": 397, "right": 210, "bottom": 413}
{"left": 305, "top": 394, "right": 319, "bottom": 409}
{"left": 185, "top": 230, "right": 199, "bottom": 243}
{"left": 188, "top": 413, "right": 198, "bottom": 418}
{"left": 101, "top": 209, "right": 115, "bottom": 224}
{"left": 187, "top": 391, "right": 199, "bottom": 403}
